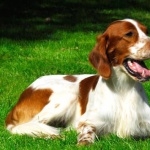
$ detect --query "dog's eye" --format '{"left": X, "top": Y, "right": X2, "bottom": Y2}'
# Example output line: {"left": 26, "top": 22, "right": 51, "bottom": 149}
{"left": 125, "top": 31, "right": 133, "bottom": 37}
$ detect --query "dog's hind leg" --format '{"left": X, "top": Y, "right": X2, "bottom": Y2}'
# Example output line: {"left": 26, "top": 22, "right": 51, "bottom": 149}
{"left": 6, "top": 121, "right": 60, "bottom": 138}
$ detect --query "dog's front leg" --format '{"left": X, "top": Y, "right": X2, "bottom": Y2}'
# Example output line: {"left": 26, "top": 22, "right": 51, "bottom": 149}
{"left": 77, "top": 122, "right": 97, "bottom": 145}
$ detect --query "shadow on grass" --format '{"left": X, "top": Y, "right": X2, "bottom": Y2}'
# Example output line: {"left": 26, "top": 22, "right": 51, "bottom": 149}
{"left": 0, "top": 0, "right": 150, "bottom": 40}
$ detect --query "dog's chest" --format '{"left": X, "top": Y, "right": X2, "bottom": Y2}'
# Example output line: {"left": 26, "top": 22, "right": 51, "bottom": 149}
{"left": 85, "top": 83, "right": 144, "bottom": 137}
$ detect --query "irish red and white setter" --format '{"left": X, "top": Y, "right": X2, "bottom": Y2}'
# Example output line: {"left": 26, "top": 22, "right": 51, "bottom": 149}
{"left": 5, "top": 19, "right": 150, "bottom": 145}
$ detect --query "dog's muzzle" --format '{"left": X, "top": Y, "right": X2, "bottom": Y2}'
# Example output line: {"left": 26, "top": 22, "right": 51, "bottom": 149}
{"left": 123, "top": 58, "right": 150, "bottom": 82}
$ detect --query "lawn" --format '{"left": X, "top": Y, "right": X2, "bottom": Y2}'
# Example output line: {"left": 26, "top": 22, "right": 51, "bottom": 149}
{"left": 1, "top": 0, "right": 150, "bottom": 149}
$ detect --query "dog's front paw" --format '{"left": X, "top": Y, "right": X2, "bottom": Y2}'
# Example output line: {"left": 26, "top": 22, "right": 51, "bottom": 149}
{"left": 77, "top": 136, "right": 94, "bottom": 145}
{"left": 77, "top": 122, "right": 96, "bottom": 145}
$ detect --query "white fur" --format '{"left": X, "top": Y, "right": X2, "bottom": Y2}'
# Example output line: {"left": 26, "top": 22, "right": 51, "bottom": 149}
{"left": 8, "top": 122, "right": 60, "bottom": 137}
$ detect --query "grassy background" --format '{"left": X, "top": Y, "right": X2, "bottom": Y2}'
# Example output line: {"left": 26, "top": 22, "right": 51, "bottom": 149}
{"left": 1, "top": 0, "right": 150, "bottom": 149}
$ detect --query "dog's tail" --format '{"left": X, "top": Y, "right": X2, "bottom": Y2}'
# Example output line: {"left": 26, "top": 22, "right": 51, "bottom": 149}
{"left": 6, "top": 121, "right": 60, "bottom": 138}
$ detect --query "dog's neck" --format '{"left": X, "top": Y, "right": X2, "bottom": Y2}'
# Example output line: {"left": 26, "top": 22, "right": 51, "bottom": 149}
{"left": 104, "top": 66, "right": 137, "bottom": 93}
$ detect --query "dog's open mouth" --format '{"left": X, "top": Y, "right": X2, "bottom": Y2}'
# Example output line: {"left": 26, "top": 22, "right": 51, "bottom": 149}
{"left": 123, "top": 59, "right": 150, "bottom": 82}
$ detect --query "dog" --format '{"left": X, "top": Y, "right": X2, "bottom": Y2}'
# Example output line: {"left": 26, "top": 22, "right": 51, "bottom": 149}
{"left": 5, "top": 19, "right": 150, "bottom": 145}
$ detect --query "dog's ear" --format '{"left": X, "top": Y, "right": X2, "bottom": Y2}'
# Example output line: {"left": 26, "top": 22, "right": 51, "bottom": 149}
{"left": 89, "top": 34, "right": 111, "bottom": 79}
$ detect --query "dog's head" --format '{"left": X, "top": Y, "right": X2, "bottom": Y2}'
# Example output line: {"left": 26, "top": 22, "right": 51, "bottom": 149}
{"left": 89, "top": 19, "right": 150, "bottom": 82}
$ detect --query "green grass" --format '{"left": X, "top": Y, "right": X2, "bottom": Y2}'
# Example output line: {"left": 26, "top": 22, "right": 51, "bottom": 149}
{"left": 1, "top": 1, "right": 150, "bottom": 149}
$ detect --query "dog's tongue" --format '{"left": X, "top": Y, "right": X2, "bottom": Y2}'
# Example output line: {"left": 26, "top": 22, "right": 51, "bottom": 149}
{"left": 128, "top": 61, "right": 150, "bottom": 78}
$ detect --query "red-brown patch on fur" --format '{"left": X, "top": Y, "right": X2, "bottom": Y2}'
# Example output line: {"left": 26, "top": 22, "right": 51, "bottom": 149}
{"left": 79, "top": 75, "right": 99, "bottom": 115}
{"left": 5, "top": 87, "right": 53, "bottom": 126}
{"left": 89, "top": 35, "right": 111, "bottom": 79}
{"left": 63, "top": 75, "right": 77, "bottom": 82}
